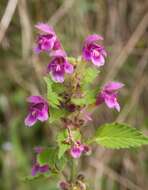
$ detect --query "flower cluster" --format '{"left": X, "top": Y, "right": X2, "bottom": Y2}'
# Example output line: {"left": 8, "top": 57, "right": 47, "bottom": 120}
{"left": 24, "top": 23, "right": 124, "bottom": 178}
{"left": 34, "top": 23, "right": 73, "bottom": 83}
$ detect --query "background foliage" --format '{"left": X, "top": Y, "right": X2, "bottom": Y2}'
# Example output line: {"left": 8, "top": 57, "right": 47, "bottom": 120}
{"left": 0, "top": 0, "right": 148, "bottom": 189}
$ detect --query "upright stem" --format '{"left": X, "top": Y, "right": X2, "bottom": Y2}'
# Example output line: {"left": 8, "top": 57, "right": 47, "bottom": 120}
{"left": 70, "top": 158, "right": 76, "bottom": 183}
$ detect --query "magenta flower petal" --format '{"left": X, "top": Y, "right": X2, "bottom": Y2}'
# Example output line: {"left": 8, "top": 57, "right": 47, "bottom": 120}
{"left": 31, "top": 163, "right": 49, "bottom": 176}
{"left": 47, "top": 53, "right": 73, "bottom": 83}
{"left": 53, "top": 39, "right": 62, "bottom": 50}
{"left": 51, "top": 73, "right": 64, "bottom": 83}
{"left": 27, "top": 96, "right": 44, "bottom": 104}
{"left": 64, "top": 63, "right": 74, "bottom": 74}
{"left": 37, "top": 108, "right": 49, "bottom": 121}
{"left": 25, "top": 113, "right": 37, "bottom": 127}
{"left": 104, "top": 93, "right": 120, "bottom": 111}
{"left": 34, "top": 23, "right": 58, "bottom": 54}
{"left": 85, "top": 34, "right": 103, "bottom": 44}
{"left": 96, "top": 81, "right": 123, "bottom": 111}
{"left": 38, "top": 164, "right": 49, "bottom": 173}
{"left": 25, "top": 96, "right": 49, "bottom": 127}
{"left": 32, "top": 163, "right": 40, "bottom": 176}
{"left": 35, "top": 34, "right": 56, "bottom": 53}
{"left": 35, "top": 23, "right": 54, "bottom": 34}
{"left": 82, "top": 35, "right": 107, "bottom": 67}
{"left": 103, "top": 82, "right": 124, "bottom": 92}
{"left": 70, "top": 142, "right": 84, "bottom": 158}
{"left": 50, "top": 49, "right": 67, "bottom": 57}
{"left": 70, "top": 146, "right": 82, "bottom": 158}
{"left": 91, "top": 54, "right": 105, "bottom": 67}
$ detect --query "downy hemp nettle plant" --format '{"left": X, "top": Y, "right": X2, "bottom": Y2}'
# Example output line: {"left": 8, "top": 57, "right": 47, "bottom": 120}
{"left": 24, "top": 23, "right": 148, "bottom": 189}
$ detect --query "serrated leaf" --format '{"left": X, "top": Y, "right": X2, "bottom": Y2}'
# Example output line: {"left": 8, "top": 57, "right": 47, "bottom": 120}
{"left": 57, "top": 130, "right": 70, "bottom": 159}
{"left": 82, "top": 67, "right": 100, "bottom": 84}
{"left": 49, "top": 108, "right": 68, "bottom": 123}
{"left": 94, "top": 123, "right": 148, "bottom": 149}
{"left": 44, "top": 77, "right": 62, "bottom": 108}
{"left": 52, "top": 83, "right": 65, "bottom": 94}
{"left": 71, "top": 89, "right": 97, "bottom": 106}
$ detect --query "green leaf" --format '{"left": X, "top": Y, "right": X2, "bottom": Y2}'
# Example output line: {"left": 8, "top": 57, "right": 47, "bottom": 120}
{"left": 57, "top": 130, "right": 70, "bottom": 159}
{"left": 58, "top": 143, "right": 70, "bottom": 159}
{"left": 71, "top": 98, "right": 85, "bottom": 106}
{"left": 72, "top": 130, "right": 81, "bottom": 141}
{"left": 37, "top": 146, "right": 67, "bottom": 171}
{"left": 71, "top": 89, "right": 97, "bottom": 106}
{"left": 44, "top": 77, "right": 62, "bottom": 108}
{"left": 55, "top": 156, "right": 67, "bottom": 171}
{"left": 94, "top": 123, "right": 148, "bottom": 149}
{"left": 82, "top": 67, "right": 100, "bottom": 85}
{"left": 37, "top": 148, "right": 54, "bottom": 165}
{"left": 49, "top": 108, "right": 68, "bottom": 123}
{"left": 52, "top": 83, "right": 65, "bottom": 94}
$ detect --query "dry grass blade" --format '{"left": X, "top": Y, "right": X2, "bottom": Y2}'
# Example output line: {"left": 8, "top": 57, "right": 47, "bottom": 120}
{"left": 90, "top": 158, "right": 143, "bottom": 190}
{"left": 104, "top": 12, "right": 148, "bottom": 83}
{"left": 48, "top": 0, "right": 75, "bottom": 26}
{"left": 18, "top": 0, "right": 32, "bottom": 59}
{"left": 117, "top": 48, "right": 148, "bottom": 122}
{"left": 0, "top": 0, "right": 18, "bottom": 44}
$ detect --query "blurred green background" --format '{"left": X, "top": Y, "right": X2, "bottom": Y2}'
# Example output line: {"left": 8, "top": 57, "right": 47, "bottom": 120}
{"left": 0, "top": 0, "right": 148, "bottom": 189}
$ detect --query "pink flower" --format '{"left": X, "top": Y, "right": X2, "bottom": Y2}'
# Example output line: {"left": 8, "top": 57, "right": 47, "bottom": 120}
{"left": 31, "top": 163, "right": 49, "bottom": 176}
{"left": 31, "top": 146, "right": 49, "bottom": 176}
{"left": 96, "top": 82, "right": 124, "bottom": 111}
{"left": 70, "top": 142, "right": 84, "bottom": 158}
{"left": 47, "top": 50, "right": 73, "bottom": 83}
{"left": 70, "top": 141, "right": 90, "bottom": 158}
{"left": 82, "top": 34, "right": 107, "bottom": 67}
{"left": 34, "top": 23, "right": 61, "bottom": 53}
{"left": 25, "top": 96, "right": 49, "bottom": 127}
